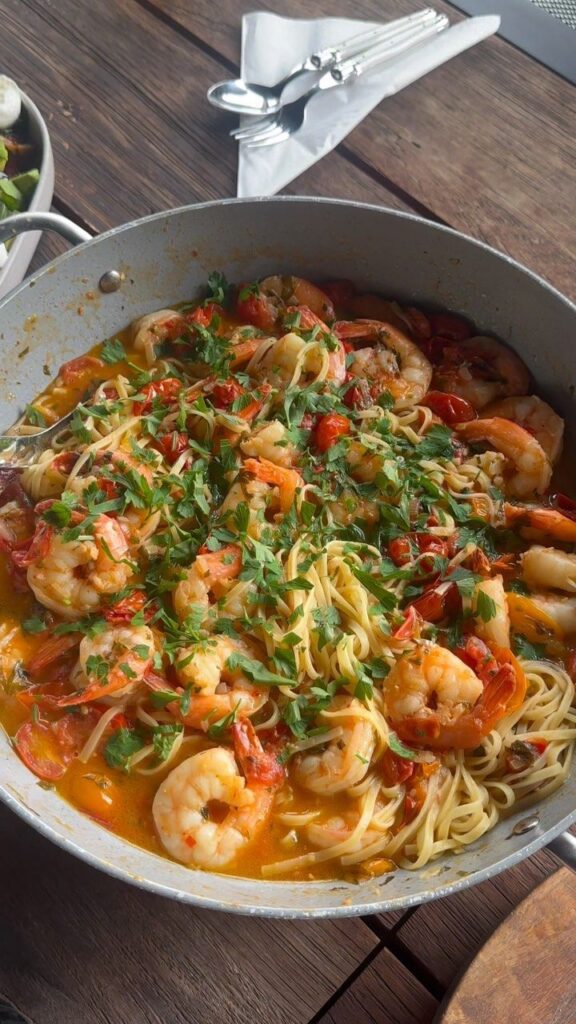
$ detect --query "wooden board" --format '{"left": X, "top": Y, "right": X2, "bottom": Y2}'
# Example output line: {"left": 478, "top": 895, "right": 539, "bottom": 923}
{"left": 436, "top": 867, "right": 576, "bottom": 1024}
{"left": 392, "top": 849, "right": 561, "bottom": 988}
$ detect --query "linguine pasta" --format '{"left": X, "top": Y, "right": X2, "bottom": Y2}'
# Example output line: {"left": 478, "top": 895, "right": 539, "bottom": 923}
{"left": 0, "top": 271, "right": 575, "bottom": 882}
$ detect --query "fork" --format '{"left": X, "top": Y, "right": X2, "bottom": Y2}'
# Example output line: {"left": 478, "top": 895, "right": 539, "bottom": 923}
{"left": 232, "top": 12, "right": 449, "bottom": 148}
{"left": 0, "top": 409, "right": 78, "bottom": 467}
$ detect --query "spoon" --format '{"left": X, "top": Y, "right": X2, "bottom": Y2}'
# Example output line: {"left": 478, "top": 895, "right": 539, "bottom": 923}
{"left": 207, "top": 8, "right": 438, "bottom": 115}
{"left": 0, "top": 408, "right": 77, "bottom": 466}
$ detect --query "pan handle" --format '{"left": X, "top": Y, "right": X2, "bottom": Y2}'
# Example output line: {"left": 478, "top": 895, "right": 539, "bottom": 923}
{"left": 0, "top": 211, "right": 92, "bottom": 247}
{"left": 548, "top": 831, "right": 576, "bottom": 870}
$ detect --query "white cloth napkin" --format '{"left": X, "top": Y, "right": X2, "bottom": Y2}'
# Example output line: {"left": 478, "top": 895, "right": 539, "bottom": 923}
{"left": 237, "top": 12, "right": 500, "bottom": 198}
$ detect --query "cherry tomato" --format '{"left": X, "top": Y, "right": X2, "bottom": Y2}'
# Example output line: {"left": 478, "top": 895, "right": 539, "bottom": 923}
{"left": 392, "top": 606, "right": 422, "bottom": 641}
{"left": 58, "top": 355, "right": 104, "bottom": 387}
{"left": 154, "top": 431, "right": 190, "bottom": 464}
{"left": 314, "top": 413, "right": 351, "bottom": 452}
{"left": 320, "top": 279, "right": 355, "bottom": 308}
{"left": 186, "top": 302, "right": 225, "bottom": 328}
{"left": 52, "top": 452, "right": 78, "bottom": 475}
{"left": 408, "top": 582, "right": 459, "bottom": 623}
{"left": 133, "top": 377, "right": 181, "bottom": 415}
{"left": 52, "top": 710, "right": 102, "bottom": 758}
{"left": 422, "top": 391, "right": 476, "bottom": 425}
{"left": 236, "top": 288, "right": 277, "bottom": 331}
{"left": 344, "top": 379, "right": 374, "bottom": 410}
{"left": 428, "top": 312, "right": 472, "bottom": 342}
{"left": 104, "top": 590, "right": 147, "bottom": 624}
{"left": 211, "top": 379, "right": 244, "bottom": 408}
{"left": 388, "top": 534, "right": 448, "bottom": 573}
{"left": 15, "top": 720, "right": 68, "bottom": 780}
{"left": 380, "top": 748, "right": 415, "bottom": 786}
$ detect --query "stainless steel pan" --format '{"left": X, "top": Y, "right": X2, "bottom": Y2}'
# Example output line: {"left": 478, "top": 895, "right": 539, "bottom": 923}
{"left": 0, "top": 197, "right": 575, "bottom": 917}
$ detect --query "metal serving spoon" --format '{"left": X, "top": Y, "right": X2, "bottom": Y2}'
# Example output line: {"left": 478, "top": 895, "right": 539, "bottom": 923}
{"left": 207, "top": 8, "right": 438, "bottom": 115}
{"left": 0, "top": 409, "right": 77, "bottom": 467}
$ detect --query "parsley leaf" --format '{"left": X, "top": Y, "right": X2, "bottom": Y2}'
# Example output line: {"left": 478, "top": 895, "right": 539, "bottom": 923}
{"left": 388, "top": 733, "right": 420, "bottom": 760}
{"left": 152, "top": 723, "right": 183, "bottom": 762}
{"left": 475, "top": 589, "right": 497, "bottom": 622}
{"left": 100, "top": 337, "right": 127, "bottom": 364}
{"left": 513, "top": 634, "right": 547, "bottom": 660}
{"left": 103, "top": 728, "right": 144, "bottom": 770}
{"left": 25, "top": 404, "right": 47, "bottom": 427}
{"left": 417, "top": 425, "right": 455, "bottom": 461}
{"left": 226, "top": 652, "right": 296, "bottom": 687}
{"left": 350, "top": 566, "right": 397, "bottom": 611}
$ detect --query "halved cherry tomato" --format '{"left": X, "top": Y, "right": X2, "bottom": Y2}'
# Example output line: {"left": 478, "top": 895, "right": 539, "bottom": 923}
{"left": 58, "top": 355, "right": 104, "bottom": 387}
{"left": 154, "top": 431, "right": 190, "bottom": 464}
{"left": 186, "top": 302, "right": 225, "bottom": 328}
{"left": 52, "top": 452, "right": 78, "bottom": 475}
{"left": 15, "top": 720, "right": 68, "bottom": 780}
{"left": 422, "top": 391, "right": 476, "bottom": 425}
{"left": 407, "top": 581, "right": 459, "bottom": 622}
{"left": 343, "top": 379, "right": 374, "bottom": 411}
{"left": 52, "top": 710, "right": 102, "bottom": 758}
{"left": 133, "top": 377, "right": 181, "bottom": 415}
{"left": 104, "top": 590, "right": 148, "bottom": 624}
{"left": 505, "top": 738, "right": 548, "bottom": 773}
{"left": 389, "top": 534, "right": 448, "bottom": 574}
{"left": 236, "top": 288, "right": 277, "bottom": 331}
{"left": 392, "top": 606, "right": 422, "bottom": 641}
{"left": 211, "top": 379, "right": 244, "bottom": 408}
{"left": 314, "top": 413, "right": 351, "bottom": 452}
{"left": 320, "top": 279, "right": 355, "bottom": 308}
{"left": 428, "top": 312, "right": 472, "bottom": 342}
{"left": 380, "top": 747, "right": 415, "bottom": 786}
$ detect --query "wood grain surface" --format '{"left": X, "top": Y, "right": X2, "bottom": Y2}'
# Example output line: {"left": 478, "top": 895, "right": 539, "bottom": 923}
{"left": 435, "top": 868, "right": 576, "bottom": 1024}
{"left": 1, "top": 1, "right": 574, "bottom": 1022}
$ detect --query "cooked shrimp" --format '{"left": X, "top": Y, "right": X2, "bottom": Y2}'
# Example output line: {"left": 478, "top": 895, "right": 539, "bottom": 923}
{"left": 243, "top": 457, "right": 302, "bottom": 515}
{"left": 471, "top": 575, "right": 510, "bottom": 647}
{"left": 152, "top": 720, "right": 283, "bottom": 867}
{"left": 173, "top": 544, "right": 242, "bottom": 623}
{"left": 259, "top": 275, "right": 335, "bottom": 321}
{"left": 240, "top": 419, "right": 297, "bottom": 468}
{"left": 522, "top": 546, "right": 576, "bottom": 593}
{"left": 336, "top": 320, "right": 432, "bottom": 409}
{"left": 383, "top": 643, "right": 526, "bottom": 749}
{"left": 131, "top": 309, "right": 186, "bottom": 366}
{"left": 294, "top": 696, "right": 375, "bottom": 794}
{"left": 457, "top": 417, "right": 551, "bottom": 497}
{"left": 55, "top": 625, "right": 155, "bottom": 706}
{"left": 503, "top": 503, "right": 576, "bottom": 542}
{"left": 481, "top": 395, "right": 564, "bottom": 464}
{"left": 345, "top": 440, "right": 388, "bottom": 485}
{"left": 172, "top": 636, "right": 261, "bottom": 730}
{"left": 433, "top": 336, "right": 530, "bottom": 410}
{"left": 528, "top": 594, "right": 576, "bottom": 635}
{"left": 27, "top": 514, "right": 133, "bottom": 620}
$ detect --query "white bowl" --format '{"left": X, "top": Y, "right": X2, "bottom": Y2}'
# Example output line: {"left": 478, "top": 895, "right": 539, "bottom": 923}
{"left": 0, "top": 90, "right": 54, "bottom": 299}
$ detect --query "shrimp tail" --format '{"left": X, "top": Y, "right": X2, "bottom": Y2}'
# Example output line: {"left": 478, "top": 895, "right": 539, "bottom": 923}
{"left": 232, "top": 719, "right": 285, "bottom": 788}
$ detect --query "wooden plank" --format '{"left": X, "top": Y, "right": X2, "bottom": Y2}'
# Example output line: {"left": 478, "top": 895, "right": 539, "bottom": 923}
{"left": 0, "top": 803, "right": 377, "bottom": 1024}
{"left": 317, "top": 947, "right": 438, "bottom": 1024}
{"left": 437, "top": 868, "right": 576, "bottom": 1024}
{"left": 393, "top": 849, "right": 560, "bottom": 990}
{"left": 154, "top": 0, "right": 576, "bottom": 298}
{"left": 3, "top": 0, "right": 415, "bottom": 236}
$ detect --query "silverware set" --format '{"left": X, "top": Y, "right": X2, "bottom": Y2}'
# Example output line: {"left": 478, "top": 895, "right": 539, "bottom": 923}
{"left": 208, "top": 8, "right": 450, "bottom": 148}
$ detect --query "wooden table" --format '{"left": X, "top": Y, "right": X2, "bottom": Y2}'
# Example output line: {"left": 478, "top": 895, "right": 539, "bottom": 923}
{"left": 1, "top": 2, "right": 575, "bottom": 1022}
